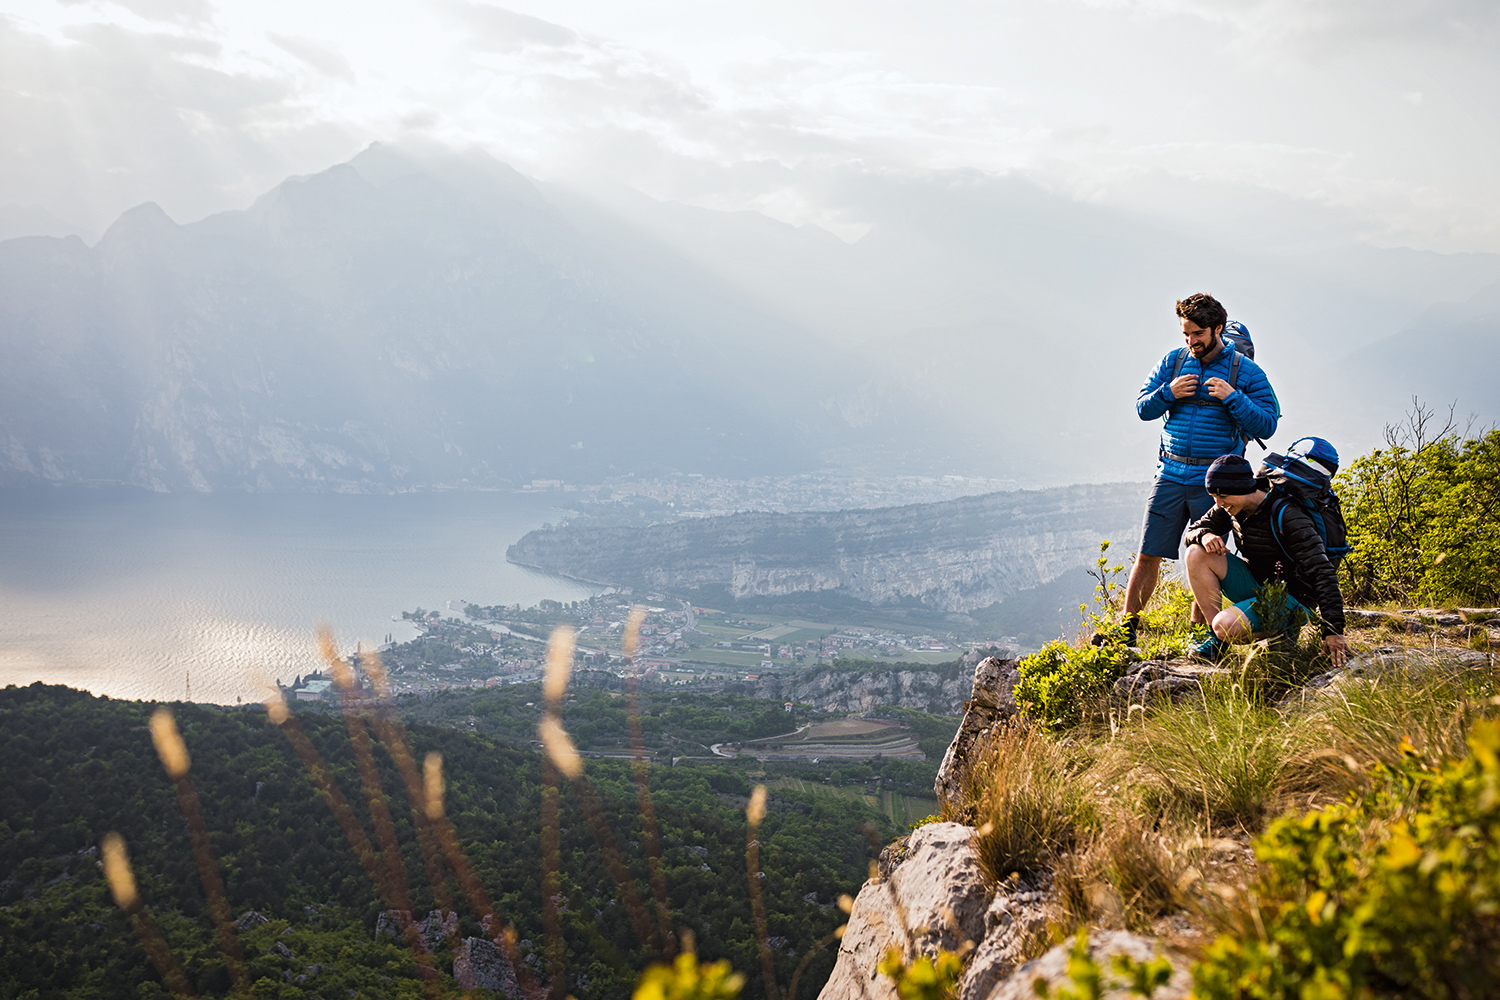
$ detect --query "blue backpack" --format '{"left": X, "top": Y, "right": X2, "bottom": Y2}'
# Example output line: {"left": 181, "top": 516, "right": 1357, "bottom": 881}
{"left": 1257, "top": 436, "right": 1351, "bottom": 568}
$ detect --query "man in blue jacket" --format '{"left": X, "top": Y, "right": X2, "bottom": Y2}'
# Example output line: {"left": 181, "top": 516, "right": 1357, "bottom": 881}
{"left": 1106, "top": 293, "right": 1280, "bottom": 646}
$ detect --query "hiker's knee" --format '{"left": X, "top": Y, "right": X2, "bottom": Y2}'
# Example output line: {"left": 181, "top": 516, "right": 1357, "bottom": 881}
{"left": 1214, "top": 607, "right": 1252, "bottom": 642}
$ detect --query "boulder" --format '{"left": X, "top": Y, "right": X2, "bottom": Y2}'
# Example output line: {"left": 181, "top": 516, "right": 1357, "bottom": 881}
{"left": 955, "top": 875, "right": 1052, "bottom": 1000}
{"left": 454, "top": 936, "right": 523, "bottom": 997}
{"left": 375, "top": 909, "right": 458, "bottom": 952}
{"left": 1111, "top": 658, "right": 1228, "bottom": 705}
{"left": 816, "top": 822, "right": 991, "bottom": 1000}
{"left": 985, "top": 931, "right": 1191, "bottom": 1000}
{"left": 935, "top": 657, "right": 1020, "bottom": 807}
{"left": 1307, "top": 646, "right": 1497, "bottom": 693}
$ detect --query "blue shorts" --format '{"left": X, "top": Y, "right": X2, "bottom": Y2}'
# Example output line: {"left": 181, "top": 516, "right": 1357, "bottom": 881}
{"left": 1139, "top": 477, "right": 1214, "bottom": 559}
{"left": 1219, "top": 552, "right": 1306, "bottom": 632}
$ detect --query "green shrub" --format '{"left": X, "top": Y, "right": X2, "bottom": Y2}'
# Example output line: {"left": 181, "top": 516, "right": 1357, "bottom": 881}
{"left": 878, "top": 947, "right": 964, "bottom": 1000}
{"left": 1015, "top": 640, "right": 1124, "bottom": 730}
{"left": 1192, "top": 718, "right": 1500, "bottom": 999}
{"left": 1338, "top": 406, "right": 1500, "bottom": 608}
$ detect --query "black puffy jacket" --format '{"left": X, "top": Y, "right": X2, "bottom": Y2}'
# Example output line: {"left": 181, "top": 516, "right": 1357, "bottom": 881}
{"left": 1184, "top": 496, "right": 1345, "bottom": 636}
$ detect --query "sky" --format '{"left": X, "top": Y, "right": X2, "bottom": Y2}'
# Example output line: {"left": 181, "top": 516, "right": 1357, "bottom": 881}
{"left": 2, "top": 0, "right": 1499, "bottom": 250}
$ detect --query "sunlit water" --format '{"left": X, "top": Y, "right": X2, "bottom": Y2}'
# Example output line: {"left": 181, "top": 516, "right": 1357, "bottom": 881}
{"left": 0, "top": 490, "right": 599, "bottom": 704}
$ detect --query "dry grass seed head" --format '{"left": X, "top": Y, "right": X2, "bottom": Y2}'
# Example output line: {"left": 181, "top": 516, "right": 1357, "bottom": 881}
{"left": 149, "top": 708, "right": 190, "bottom": 779}
{"left": 101, "top": 832, "right": 139, "bottom": 911}
{"left": 624, "top": 605, "right": 647, "bottom": 659}
{"left": 544, "top": 625, "right": 576, "bottom": 708}
{"left": 538, "top": 715, "right": 583, "bottom": 779}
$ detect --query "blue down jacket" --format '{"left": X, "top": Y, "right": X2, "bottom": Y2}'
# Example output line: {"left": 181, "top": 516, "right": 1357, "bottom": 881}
{"left": 1136, "top": 342, "right": 1280, "bottom": 485}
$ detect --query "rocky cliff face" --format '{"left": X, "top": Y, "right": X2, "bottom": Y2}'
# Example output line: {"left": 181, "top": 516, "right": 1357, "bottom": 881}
{"left": 508, "top": 483, "right": 1148, "bottom": 613}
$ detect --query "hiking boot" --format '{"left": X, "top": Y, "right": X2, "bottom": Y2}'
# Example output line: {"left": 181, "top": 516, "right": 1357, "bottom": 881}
{"left": 1189, "top": 628, "right": 1226, "bottom": 660}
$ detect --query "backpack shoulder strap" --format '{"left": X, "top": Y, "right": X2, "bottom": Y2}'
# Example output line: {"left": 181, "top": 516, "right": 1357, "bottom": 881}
{"left": 1228, "top": 350, "right": 1242, "bottom": 389}
{"left": 1265, "top": 495, "right": 1294, "bottom": 562}
{"left": 1171, "top": 347, "right": 1189, "bottom": 381}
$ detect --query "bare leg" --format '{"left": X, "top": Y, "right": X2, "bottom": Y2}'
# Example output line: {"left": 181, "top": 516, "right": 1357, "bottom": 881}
{"left": 1122, "top": 554, "right": 1162, "bottom": 619}
{"left": 1183, "top": 543, "right": 1227, "bottom": 626}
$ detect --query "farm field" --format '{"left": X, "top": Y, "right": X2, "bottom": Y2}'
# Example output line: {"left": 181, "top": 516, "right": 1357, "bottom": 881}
{"left": 768, "top": 777, "right": 939, "bottom": 828}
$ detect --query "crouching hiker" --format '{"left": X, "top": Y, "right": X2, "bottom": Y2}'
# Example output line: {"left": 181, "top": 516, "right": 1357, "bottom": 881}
{"left": 1181, "top": 454, "right": 1349, "bottom": 666}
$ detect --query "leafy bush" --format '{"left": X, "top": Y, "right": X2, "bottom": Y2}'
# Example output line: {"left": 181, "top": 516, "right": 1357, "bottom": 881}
{"left": 1015, "top": 640, "right": 1125, "bottom": 730}
{"left": 877, "top": 947, "right": 964, "bottom": 1000}
{"left": 1338, "top": 405, "right": 1500, "bottom": 607}
{"left": 1193, "top": 718, "right": 1500, "bottom": 999}
{"left": 1031, "top": 932, "right": 1175, "bottom": 999}
{"left": 633, "top": 952, "right": 745, "bottom": 1000}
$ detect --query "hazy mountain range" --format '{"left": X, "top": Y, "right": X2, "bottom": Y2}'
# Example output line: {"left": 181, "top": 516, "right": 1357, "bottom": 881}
{"left": 2, "top": 143, "right": 1497, "bottom": 492}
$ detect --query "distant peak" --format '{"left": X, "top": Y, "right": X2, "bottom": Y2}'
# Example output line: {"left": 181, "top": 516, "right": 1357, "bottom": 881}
{"left": 96, "top": 202, "right": 183, "bottom": 252}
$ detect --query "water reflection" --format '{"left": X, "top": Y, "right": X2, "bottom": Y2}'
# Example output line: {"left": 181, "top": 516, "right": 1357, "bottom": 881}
{"left": 0, "top": 490, "right": 597, "bottom": 703}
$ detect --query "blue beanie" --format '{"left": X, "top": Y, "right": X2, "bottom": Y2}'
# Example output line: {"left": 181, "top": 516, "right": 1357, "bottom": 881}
{"left": 1205, "top": 454, "right": 1257, "bottom": 495}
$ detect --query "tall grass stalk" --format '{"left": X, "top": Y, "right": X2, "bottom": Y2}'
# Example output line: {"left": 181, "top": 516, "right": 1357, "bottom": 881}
{"left": 101, "top": 832, "right": 199, "bottom": 1000}
{"left": 1104, "top": 678, "right": 1298, "bottom": 830}
{"left": 745, "top": 786, "right": 781, "bottom": 1000}
{"left": 624, "top": 605, "right": 678, "bottom": 955}
{"left": 149, "top": 707, "right": 248, "bottom": 991}
{"left": 952, "top": 722, "right": 1094, "bottom": 882}
{"left": 1286, "top": 665, "right": 1500, "bottom": 802}
{"left": 318, "top": 629, "right": 444, "bottom": 990}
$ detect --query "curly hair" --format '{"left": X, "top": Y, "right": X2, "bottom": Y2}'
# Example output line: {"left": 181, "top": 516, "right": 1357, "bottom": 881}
{"left": 1175, "top": 293, "right": 1227, "bottom": 332}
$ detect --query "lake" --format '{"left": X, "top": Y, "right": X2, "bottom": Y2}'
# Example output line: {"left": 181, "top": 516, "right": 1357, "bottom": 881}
{"left": 0, "top": 490, "right": 599, "bottom": 704}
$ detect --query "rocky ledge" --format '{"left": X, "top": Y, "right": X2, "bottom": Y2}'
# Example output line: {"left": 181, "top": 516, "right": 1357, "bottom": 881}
{"left": 819, "top": 638, "right": 1500, "bottom": 1000}
{"left": 815, "top": 821, "right": 1193, "bottom": 1000}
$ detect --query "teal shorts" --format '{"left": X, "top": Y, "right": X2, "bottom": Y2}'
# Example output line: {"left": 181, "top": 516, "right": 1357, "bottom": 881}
{"left": 1220, "top": 552, "right": 1306, "bottom": 632}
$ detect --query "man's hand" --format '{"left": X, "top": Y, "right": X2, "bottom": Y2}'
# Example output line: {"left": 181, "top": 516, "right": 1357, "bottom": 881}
{"left": 1324, "top": 634, "right": 1349, "bottom": 668}
{"left": 1200, "top": 534, "right": 1227, "bottom": 555}
{"left": 1204, "top": 376, "right": 1236, "bottom": 401}
{"left": 1168, "top": 373, "right": 1198, "bottom": 399}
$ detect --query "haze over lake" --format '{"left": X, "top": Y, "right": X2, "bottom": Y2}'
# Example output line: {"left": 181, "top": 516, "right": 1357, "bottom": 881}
{"left": 0, "top": 490, "right": 598, "bottom": 704}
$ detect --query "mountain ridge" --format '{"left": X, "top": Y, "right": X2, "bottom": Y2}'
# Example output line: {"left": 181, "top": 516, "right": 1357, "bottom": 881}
{"left": 506, "top": 482, "right": 1150, "bottom": 614}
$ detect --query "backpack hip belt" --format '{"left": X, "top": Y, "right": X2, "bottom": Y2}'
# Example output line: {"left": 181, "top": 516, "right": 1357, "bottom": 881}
{"left": 1160, "top": 450, "right": 1224, "bottom": 467}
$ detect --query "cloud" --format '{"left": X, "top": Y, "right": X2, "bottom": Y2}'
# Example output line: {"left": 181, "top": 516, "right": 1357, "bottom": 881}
{"left": 0, "top": 16, "right": 358, "bottom": 232}
{"left": 267, "top": 32, "right": 355, "bottom": 82}
{"left": 56, "top": 0, "right": 214, "bottom": 27}
{"left": 1086, "top": 0, "right": 1500, "bottom": 50}
{"left": 443, "top": 2, "right": 577, "bottom": 49}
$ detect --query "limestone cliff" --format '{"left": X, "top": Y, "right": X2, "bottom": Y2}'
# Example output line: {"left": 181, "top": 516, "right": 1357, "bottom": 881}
{"left": 507, "top": 483, "right": 1149, "bottom": 614}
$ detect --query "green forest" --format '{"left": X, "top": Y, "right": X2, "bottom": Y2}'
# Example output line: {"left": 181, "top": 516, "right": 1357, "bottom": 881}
{"left": 0, "top": 684, "right": 909, "bottom": 1000}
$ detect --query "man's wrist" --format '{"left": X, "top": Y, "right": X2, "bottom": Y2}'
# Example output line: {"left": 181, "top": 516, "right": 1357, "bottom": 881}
{"left": 1161, "top": 384, "right": 1175, "bottom": 402}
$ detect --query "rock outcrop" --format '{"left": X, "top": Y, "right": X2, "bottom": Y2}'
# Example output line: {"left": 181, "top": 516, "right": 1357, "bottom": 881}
{"left": 955, "top": 876, "right": 1052, "bottom": 1000}
{"left": 818, "top": 822, "right": 992, "bottom": 1000}
{"left": 815, "top": 818, "right": 1190, "bottom": 1000}
{"left": 934, "top": 656, "right": 1021, "bottom": 807}
{"left": 1307, "top": 645, "right": 1497, "bottom": 693}
{"left": 986, "top": 931, "right": 1192, "bottom": 1000}
{"left": 453, "top": 936, "right": 523, "bottom": 997}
